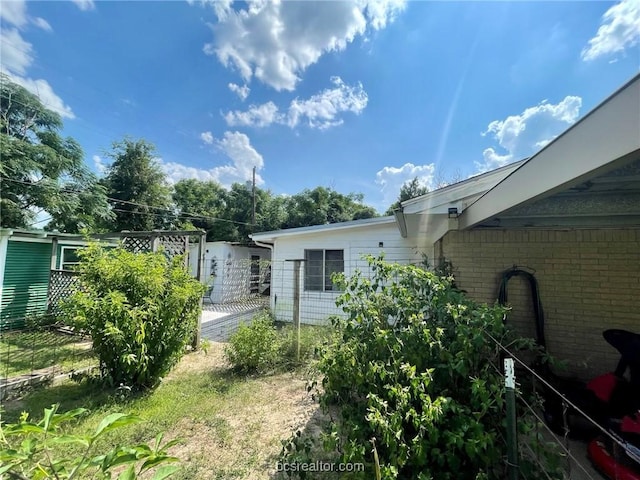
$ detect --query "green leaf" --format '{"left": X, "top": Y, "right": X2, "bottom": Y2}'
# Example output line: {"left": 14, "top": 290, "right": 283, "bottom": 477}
{"left": 141, "top": 455, "right": 179, "bottom": 472}
{"left": 117, "top": 464, "right": 136, "bottom": 480}
{"left": 106, "top": 453, "right": 139, "bottom": 469}
{"left": 151, "top": 465, "right": 180, "bottom": 480}
{"left": 5, "top": 424, "right": 46, "bottom": 435}
{"left": 94, "top": 413, "right": 142, "bottom": 438}
{"left": 49, "top": 434, "right": 91, "bottom": 447}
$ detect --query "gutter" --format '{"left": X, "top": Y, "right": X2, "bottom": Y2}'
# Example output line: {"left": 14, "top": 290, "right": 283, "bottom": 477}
{"left": 252, "top": 238, "right": 274, "bottom": 254}
{"left": 393, "top": 208, "right": 408, "bottom": 238}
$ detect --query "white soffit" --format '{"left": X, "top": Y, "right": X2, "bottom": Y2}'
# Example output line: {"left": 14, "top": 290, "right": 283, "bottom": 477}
{"left": 460, "top": 74, "right": 640, "bottom": 230}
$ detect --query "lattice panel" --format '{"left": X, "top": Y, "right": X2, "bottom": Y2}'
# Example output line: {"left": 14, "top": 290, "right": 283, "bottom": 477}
{"left": 122, "top": 236, "right": 152, "bottom": 254}
{"left": 48, "top": 270, "right": 81, "bottom": 317}
{"left": 157, "top": 235, "right": 188, "bottom": 259}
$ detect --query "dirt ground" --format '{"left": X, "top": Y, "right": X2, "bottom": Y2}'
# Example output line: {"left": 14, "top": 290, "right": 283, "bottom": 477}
{"left": 163, "top": 342, "right": 326, "bottom": 480}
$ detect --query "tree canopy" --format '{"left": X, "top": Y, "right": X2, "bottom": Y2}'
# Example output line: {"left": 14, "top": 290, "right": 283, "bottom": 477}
{"left": 172, "top": 182, "right": 378, "bottom": 242}
{"left": 385, "top": 177, "right": 429, "bottom": 215}
{"left": 101, "top": 138, "right": 173, "bottom": 232}
{"left": 0, "top": 74, "right": 112, "bottom": 231}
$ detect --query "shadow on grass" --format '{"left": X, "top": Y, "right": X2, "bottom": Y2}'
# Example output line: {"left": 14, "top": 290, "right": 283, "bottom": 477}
{"left": 269, "top": 405, "right": 356, "bottom": 480}
{"left": 0, "top": 329, "right": 94, "bottom": 379}
{"left": 1, "top": 377, "right": 124, "bottom": 423}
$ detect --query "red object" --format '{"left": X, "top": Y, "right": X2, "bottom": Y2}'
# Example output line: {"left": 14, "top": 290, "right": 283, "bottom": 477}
{"left": 623, "top": 413, "right": 640, "bottom": 434}
{"left": 587, "top": 372, "right": 618, "bottom": 403}
{"left": 588, "top": 439, "right": 640, "bottom": 480}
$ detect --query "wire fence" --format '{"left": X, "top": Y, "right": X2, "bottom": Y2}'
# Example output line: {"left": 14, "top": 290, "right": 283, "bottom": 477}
{"left": 486, "top": 330, "right": 639, "bottom": 480}
{"left": 267, "top": 255, "right": 425, "bottom": 326}
{"left": 0, "top": 324, "right": 95, "bottom": 404}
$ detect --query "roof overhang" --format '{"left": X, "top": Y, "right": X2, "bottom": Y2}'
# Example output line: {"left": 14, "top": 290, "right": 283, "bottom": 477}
{"left": 459, "top": 73, "right": 640, "bottom": 230}
{"left": 401, "top": 160, "right": 525, "bottom": 215}
{"left": 250, "top": 216, "right": 397, "bottom": 243}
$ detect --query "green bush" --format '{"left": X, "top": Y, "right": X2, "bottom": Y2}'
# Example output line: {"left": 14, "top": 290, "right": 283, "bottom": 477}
{"left": 0, "top": 404, "right": 180, "bottom": 479}
{"left": 225, "top": 313, "right": 331, "bottom": 374}
{"left": 292, "top": 255, "right": 560, "bottom": 479}
{"left": 278, "top": 323, "right": 333, "bottom": 368}
{"left": 63, "top": 243, "right": 205, "bottom": 389}
{"left": 225, "top": 311, "right": 281, "bottom": 374}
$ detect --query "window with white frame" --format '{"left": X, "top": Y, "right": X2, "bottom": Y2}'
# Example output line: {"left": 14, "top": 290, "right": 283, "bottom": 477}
{"left": 60, "top": 247, "right": 81, "bottom": 270}
{"left": 304, "top": 249, "right": 344, "bottom": 292}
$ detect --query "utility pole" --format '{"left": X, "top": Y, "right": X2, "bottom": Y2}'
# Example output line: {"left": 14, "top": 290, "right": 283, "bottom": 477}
{"left": 252, "top": 166, "right": 256, "bottom": 230}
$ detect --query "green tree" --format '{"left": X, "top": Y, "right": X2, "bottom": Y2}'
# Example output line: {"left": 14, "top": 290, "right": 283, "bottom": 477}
{"left": 385, "top": 177, "right": 429, "bottom": 215}
{"left": 0, "top": 74, "right": 112, "bottom": 231}
{"left": 102, "top": 138, "right": 173, "bottom": 231}
{"left": 283, "top": 187, "right": 377, "bottom": 228}
{"left": 172, "top": 178, "right": 235, "bottom": 240}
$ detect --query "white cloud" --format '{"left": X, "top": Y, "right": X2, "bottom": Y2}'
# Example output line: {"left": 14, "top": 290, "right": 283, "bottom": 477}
{"left": 582, "top": 0, "right": 640, "bottom": 61}
{"left": 163, "top": 131, "right": 264, "bottom": 188}
{"left": 71, "top": 0, "right": 96, "bottom": 11}
{"left": 375, "top": 163, "right": 435, "bottom": 204}
{"left": 477, "top": 95, "right": 582, "bottom": 172}
{"left": 0, "top": 0, "right": 52, "bottom": 31}
{"left": 0, "top": 28, "right": 33, "bottom": 75}
{"left": 228, "top": 82, "right": 250, "bottom": 101}
{"left": 224, "top": 101, "right": 281, "bottom": 127}
{"left": 288, "top": 76, "right": 368, "bottom": 129}
{"left": 93, "top": 155, "right": 107, "bottom": 174}
{"left": 200, "top": 131, "right": 214, "bottom": 144}
{"left": 202, "top": 0, "right": 406, "bottom": 91}
{"left": 6, "top": 74, "right": 75, "bottom": 119}
{"left": 0, "top": 4, "right": 73, "bottom": 119}
{"left": 32, "top": 17, "right": 52, "bottom": 32}
{"left": 223, "top": 76, "right": 368, "bottom": 130}
{"left": 0, "top": 0, "right": 28, "bottom": 28}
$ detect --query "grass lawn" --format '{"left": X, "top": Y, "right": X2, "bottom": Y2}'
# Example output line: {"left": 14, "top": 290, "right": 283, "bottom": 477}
{"left": 1, "top": 342, "right": 324, "bottom": 480}
{"left": 0, "top": 329, "right": 95, "bottom": 379}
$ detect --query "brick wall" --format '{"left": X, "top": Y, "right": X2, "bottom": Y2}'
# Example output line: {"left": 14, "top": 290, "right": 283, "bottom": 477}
{"left": 439, "top": 228, "right": 640, "bottom": 380}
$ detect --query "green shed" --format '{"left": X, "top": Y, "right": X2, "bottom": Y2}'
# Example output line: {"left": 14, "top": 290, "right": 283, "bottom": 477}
{"left": 0, "top": 229, "right": 91, "bottom": 330}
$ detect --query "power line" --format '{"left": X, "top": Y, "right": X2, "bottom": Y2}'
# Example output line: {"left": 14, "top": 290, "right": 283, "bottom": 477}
{"left": 0, "top": 176, "right": 253, "bottom": 226}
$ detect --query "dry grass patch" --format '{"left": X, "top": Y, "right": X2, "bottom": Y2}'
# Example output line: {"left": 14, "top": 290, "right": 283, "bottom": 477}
{"left": 1, "top": 342, "right": 324, "bottom": 480}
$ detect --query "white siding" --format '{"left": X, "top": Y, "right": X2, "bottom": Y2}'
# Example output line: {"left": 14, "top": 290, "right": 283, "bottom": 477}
{"left": 189, "top": 242, "right": 271, "bottom": 304}
{"left": 270, "top": 222, "right": 428, "bottom": 325}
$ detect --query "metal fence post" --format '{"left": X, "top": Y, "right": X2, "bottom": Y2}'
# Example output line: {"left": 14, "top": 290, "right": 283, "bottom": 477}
{"left": 504, "top": 357, "right": 519, "bottom": 480}
{"left": 292, "top": 259, "right": 301, "bottom": 361}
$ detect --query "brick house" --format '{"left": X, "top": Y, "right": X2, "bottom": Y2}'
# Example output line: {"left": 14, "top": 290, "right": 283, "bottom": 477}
{"left": 252, "top": 73, "right": 639, "bottom": 380}
{"left": 400, "top": 73, "right": 640, "bottom": 379}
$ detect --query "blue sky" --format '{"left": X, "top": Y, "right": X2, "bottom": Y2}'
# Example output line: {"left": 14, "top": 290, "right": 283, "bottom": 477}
{"left": 2, "top": 0, "right": 639, "bottom": 213}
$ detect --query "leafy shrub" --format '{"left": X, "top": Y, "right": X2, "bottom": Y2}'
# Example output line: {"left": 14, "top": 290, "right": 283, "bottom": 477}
{"left": 294, "top": 255, "right": 560, "bottom": 479}
{"left": 63, "top": 243, "right": 205, "bottom": 389}
{"left": 278, "top": 323, "right": 333, "bottom": 368}
{"left": 225, "top": 311, "right": 281, "bottom": 374}
{"left": 225, "top": 313, "right": 331, "bottom": 374}
{"left": 0, "top": 404, "right": 180, "bottom": 479}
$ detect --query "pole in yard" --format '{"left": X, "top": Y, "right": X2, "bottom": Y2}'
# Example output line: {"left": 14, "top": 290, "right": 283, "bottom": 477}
{"left": 192, "top": 232, "right": 205, "bottom": 349}
{"left": 252, "top": 166, "right": 256, "bottom": 230}
{"left": 504, "top": 357, "right": 519, "bottom": 480}
{"left": 292, "top": 259, "right": 301, "bottom": 362}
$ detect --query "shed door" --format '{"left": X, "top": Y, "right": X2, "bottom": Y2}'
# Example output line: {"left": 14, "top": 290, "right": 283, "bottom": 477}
{"left": 1, "top": 241, "right": 52, "bottom": 330}
{"left": 250, "top": 255, "right": 260, "bottom": 294}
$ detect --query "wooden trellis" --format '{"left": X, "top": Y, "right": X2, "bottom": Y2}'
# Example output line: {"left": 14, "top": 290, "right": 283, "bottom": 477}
{"left": 122, "top": 236, "right": 153, "bottom": 254}
{"left": 47, "top": 269, "right": 80, "bottom": 317}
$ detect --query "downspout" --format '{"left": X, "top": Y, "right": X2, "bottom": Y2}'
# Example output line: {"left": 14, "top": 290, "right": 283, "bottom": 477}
{"left": 251, "top": 238, "right": 276, "bottom": 312}
{"left": 393, "top": 208, "right": 408, "bottom": 238}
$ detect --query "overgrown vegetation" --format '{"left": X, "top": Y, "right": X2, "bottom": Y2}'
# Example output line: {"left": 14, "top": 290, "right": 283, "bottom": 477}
{"left": 1, "top": 346, "right": 317, "bottom": 480}
{"left": 280, "top": 255, "right": 562, "bottom": 479}
{"left": 224, "top": 312, "right": 331, "bottom": 374}
{"left": 0, "top": 404, "right": 180, "bottom": 479}
{"left": 63, "top": 243, "right": 204, "bottom": 389}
